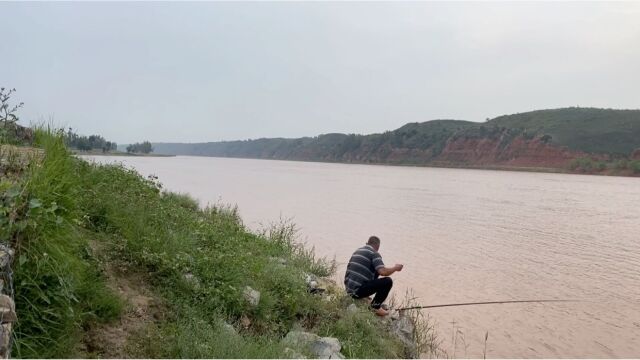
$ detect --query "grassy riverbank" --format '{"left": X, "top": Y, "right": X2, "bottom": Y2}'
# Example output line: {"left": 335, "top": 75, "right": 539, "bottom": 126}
{"left": 2, "top": 129, "right": 436, "bottom": 358}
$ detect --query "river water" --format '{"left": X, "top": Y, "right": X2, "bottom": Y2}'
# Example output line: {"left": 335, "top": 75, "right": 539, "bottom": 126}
{"left": 85, "top": 155, "right": 640, "bottom": 358}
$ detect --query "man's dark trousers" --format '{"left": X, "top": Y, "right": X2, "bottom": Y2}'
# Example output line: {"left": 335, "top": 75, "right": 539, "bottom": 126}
{"left": 353, "top": 277, "right": 393, "bottom": 309}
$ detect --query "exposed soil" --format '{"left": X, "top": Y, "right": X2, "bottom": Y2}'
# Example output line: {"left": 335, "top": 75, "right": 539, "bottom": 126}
{"left": 435, "top": 135, "right": 581, "bottom": 167}
{"left": 79, "top": 242, "right": 166, "bottom": 358}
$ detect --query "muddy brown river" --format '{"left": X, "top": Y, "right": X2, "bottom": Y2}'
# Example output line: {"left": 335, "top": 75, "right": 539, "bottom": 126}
{"left": 86, "top": 155, "right": 640, "bottom": 358}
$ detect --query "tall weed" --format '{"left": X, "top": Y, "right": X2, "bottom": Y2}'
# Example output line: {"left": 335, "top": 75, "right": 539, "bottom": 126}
{"left": 10, "top": 128, "right": 121, "bottom": 358}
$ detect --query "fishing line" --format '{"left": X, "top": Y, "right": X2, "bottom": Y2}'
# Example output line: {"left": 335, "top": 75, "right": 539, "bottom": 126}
{"left": 396, "top": 299, "right": 575, "bottom": 311}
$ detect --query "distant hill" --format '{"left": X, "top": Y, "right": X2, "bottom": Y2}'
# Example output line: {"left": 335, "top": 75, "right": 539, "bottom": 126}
{"left": 152, "top": 107, "right": 640, "bottom": 173}
{"left": 486, "top": 108, "right": 640, "bottom": 155}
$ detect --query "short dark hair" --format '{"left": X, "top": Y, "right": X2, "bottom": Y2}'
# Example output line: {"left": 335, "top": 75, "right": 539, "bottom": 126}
{"left": 367, "top": 236, "right": 380, "bottom": 247}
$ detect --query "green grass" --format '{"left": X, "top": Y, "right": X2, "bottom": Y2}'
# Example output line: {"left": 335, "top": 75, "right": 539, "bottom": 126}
{"left": 2, "top": 128, "right": 419, "bottom": 358}
{"left": 4, "top": 128, "right": 122, "bottom": 358}
{"left": 124, "top": 305, "right": 290, "bottom": 359}
{"left": 315, "top": 310, "right": 405, "bottom": 358}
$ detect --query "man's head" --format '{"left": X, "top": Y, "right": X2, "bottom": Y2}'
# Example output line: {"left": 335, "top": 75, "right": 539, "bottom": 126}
{"left": 367, "top": 236, "right": 381, "bottom": 251}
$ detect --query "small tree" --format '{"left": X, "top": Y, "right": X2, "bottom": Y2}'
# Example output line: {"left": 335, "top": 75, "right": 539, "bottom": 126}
{"left": 102, "top": 141, "right": 117, "bottom": 153}
{"left": 126, "top": 141, "right": 153, "bottom": 154}
{"left": 0, "top": 87, "right": 25, "bottom": 143}
{"left": 578, "top": 157, "right": 593, "bottom": 171}
{"left": 76, "top": 137, "right": 92, "bottom": 151}
{"left": 141, "top": 141, "right": 153, "bottom": 154}
{"left": 569, "top": 157, "right": 596, "bottom": 172}
{"left": 568, "top": 159, "right": 580, "bottom": 171}
{"left": 0, "top": 87, "right": 24, "bottom": 128}
{"left": 614, "top": 159, "right": 628, "bottom": 170}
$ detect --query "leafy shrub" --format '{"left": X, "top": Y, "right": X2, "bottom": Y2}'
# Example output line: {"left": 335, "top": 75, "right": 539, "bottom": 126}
{"left": 162, "top": 191, "right": 200, "bottom": 211}
{"left": 614, "top": 159, "right": 628, "bottom": 170}
{"left": 569, "top": 157, "right": 596, "bottom": 172}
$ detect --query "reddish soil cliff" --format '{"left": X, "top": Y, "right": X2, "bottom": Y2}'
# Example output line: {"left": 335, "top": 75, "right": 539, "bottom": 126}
{"left": 436, "top": 136, "right": 585, "bottom": 168}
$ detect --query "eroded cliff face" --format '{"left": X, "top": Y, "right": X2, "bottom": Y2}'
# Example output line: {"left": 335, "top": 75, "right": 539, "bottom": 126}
{"left": 329, "top": 135, "right": 588, "bottom": 169}
{"left": 167, "top": 129, "right": 630, "bottom": 173}
{"left": 289, "top": 135, "right": 589, "bottom": 169}
{"left": 436, "top": 136, "right": 585, "bottom": 168}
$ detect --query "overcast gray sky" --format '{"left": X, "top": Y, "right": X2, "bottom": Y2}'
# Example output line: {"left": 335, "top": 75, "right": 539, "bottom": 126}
{"left": 2, "top": 2, "right": 640, "bottom": 144}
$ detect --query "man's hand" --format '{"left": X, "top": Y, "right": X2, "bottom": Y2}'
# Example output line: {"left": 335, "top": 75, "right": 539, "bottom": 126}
{"left": 378, "top": 263, "right": 404, "bottom": 276}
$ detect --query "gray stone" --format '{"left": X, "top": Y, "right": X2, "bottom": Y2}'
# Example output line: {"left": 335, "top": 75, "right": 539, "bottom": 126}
{"left": 391, "top": 316, "right": 414, "bottom": 341}
{"left": 0, "top": 245, "right": 13, "bottom": 269}
{"left": 221, "top": 322, "right": 236, "bottom": 335}
{"left": 284, "top": 347, "right": 307, "bottom": 359}
{"left": 183, "top": 273, "right": 200, "bottom": 289}
{"left": 304, "top": 273, "right": 317, "bottom": 285}
{"left": 346, "top": 304, "right": 358, "bottom": 313}
{"left": 240, "top": 315, "right": 251, "bottom": 329}
{"left": 310, "top": 337, "right": 343, "bottom": 359}
{"left": 243, "top": 286, "right": 261, "bottom": 306}
{"left": 282, "top": 330, "right": 320, "bottom": 348}
{"left": 0, "top": 323, "right": 11, "bottom": 358}
{"left": 390, "top": 315, "right": 418, "bottom": 358}
{"left": 305, "top": 274, "right": 328, "bottom": 294}
{"left": 282, "top": 331, "right": 344, "bottom": 359}
{"left": 0, "top": 295, "right": 16, "bottom": 323}
{"left": 0, "top": 311, "right": 17, "bottom": 324}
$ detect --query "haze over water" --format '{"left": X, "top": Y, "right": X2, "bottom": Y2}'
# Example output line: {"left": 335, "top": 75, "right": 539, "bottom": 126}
{"left": 86, "top": 155, "right": 640, "bottom": 358}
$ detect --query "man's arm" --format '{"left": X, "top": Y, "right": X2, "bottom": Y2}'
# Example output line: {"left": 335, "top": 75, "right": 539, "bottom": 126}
{"left": 377, "top": 264, "right": 403, "bottom": 277}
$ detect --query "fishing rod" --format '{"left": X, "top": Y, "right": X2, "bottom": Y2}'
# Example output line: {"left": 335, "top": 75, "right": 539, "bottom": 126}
{"left": 396, "top": 299, "right": 575, "bottom": 311}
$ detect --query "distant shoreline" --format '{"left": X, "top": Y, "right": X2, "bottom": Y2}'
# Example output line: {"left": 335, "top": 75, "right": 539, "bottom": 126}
{"left": 149, "top": 107, "right": 640, "bottom": 179}
{"left": 72, "top": 150, "right": 175, "bottom": 157}
{"left": 147, "top": 153, "right": 640, "bottom": 178}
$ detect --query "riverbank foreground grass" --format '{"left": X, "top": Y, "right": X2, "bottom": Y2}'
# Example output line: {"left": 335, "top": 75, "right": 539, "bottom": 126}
{"left": 2, "top": 129, "right": 427, "bottom": 358}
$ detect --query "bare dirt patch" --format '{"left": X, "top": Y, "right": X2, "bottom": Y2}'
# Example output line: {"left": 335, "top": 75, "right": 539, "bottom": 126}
{"left": 80, "top": 241, "right": 166, "bottom": 358}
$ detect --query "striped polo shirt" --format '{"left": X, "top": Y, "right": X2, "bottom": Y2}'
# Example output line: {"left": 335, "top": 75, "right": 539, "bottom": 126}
{"left": 344, "top": 244, "right": 385, "bottom": 295}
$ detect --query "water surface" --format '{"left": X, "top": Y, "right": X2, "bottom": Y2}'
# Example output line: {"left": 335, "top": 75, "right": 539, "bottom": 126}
{"left": 85, "top": 155, "right": 640, "bottom": 358}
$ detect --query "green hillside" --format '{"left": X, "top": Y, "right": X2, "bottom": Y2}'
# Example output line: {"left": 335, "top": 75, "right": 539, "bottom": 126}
{"left": 151, "top": 108, "right": 640, "bottom": 171}
{"left": 487, "top": 107, "right": 640, "bottom": 155}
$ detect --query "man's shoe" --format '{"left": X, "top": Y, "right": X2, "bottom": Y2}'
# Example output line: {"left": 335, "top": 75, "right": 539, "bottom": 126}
{"left": 374, "top": 307, "right": 389, "bottom": 317}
